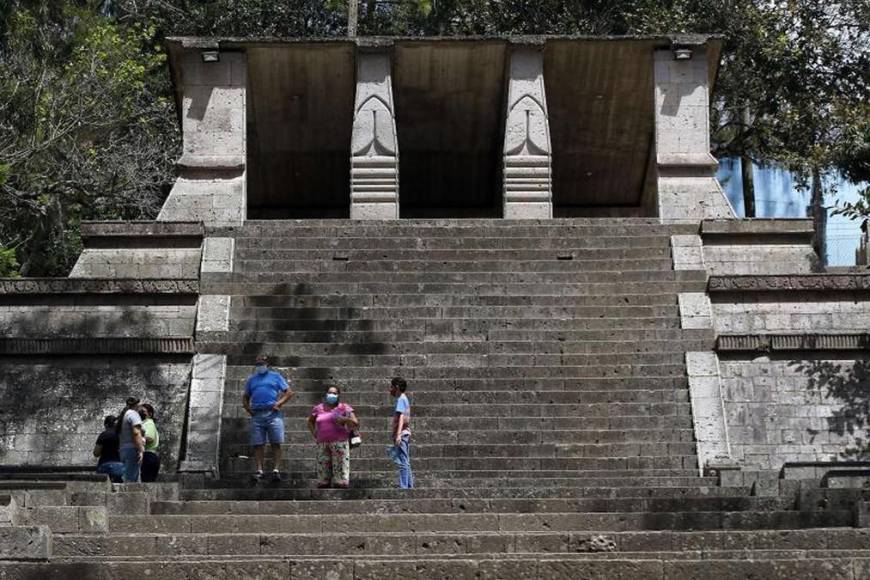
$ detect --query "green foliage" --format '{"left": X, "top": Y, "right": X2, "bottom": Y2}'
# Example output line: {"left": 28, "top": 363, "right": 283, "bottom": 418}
{"left": 0, "top": 0, "right": 177, "bottom": 276}
{"left": 0, "top": 246, "right": 18, "bottom": 278}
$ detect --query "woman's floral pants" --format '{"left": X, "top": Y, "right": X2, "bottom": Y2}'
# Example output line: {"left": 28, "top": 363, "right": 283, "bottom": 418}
{"left": 316, "top": 440, "right": 350, "bottom": 486}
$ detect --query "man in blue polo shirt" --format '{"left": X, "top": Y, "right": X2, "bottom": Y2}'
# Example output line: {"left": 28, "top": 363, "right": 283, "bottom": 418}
{"left": 243, "top": 355, "right": 294, "bottom": 482}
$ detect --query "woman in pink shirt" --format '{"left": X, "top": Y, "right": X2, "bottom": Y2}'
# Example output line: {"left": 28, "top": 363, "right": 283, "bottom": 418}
{"left": 307, "top": 385, "right": 358, "bottom": 488}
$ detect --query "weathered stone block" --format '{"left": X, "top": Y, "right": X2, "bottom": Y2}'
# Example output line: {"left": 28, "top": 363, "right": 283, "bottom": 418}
{"left": 0, "top": 527, "right": 51, "bottom": 561}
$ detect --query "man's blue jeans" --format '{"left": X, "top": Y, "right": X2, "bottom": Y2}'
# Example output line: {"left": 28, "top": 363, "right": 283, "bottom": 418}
{"left": 96, "top": 461, "right": 124, "bottom": 483}
{"left": 120, "top": 446, "right": 140, "bottom": 483}
{"left": 396, "top": 433, "right": 414, "bottom": 489}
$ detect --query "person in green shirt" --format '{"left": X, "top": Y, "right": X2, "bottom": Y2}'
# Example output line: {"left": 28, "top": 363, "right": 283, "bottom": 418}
{"left": 140, "top": 403, "right": 161, "bottom": 482}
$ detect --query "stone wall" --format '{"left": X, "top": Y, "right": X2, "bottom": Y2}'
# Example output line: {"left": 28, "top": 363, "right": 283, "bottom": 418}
{"left": 700, "top": 220, "right": 815, "bottom": 276}
{"left": 719, "top": 355, "right": 869, "bottom": 469}
{"left": 0, "top": 303, "right": 197, "bottom": 338}
{"left": 0, "top": 357, "right": 191, "bottom": 470}
{"left": 70, "top": 249, "right": 201, "bottom": 279}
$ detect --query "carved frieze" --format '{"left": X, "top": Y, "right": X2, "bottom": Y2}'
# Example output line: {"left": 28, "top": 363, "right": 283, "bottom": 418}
{"left": 708, "top": 274, "right": 870, "bottom": 292}
{"left": 717, "top": 334, "right": 870, "bottom": 352}
{"left": 0, "top": 279, "right": 200, "bottom": 295}
{"left": 0, "top": 337, "right": 195, "bottom": 355}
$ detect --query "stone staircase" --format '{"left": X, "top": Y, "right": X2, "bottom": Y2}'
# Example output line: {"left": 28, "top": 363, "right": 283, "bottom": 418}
{"left": 4, "top": 218, "right": 870, "bottom": 578}
{"left": 203, "top": 219, "right": 708, "bottom": 486}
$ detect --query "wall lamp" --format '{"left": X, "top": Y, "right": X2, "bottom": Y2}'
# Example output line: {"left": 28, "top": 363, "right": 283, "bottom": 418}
{"left": 201, "top": 50, "right": 220, "bottom": 63}
{"left": 673, "top": 48, "right": 693, "bottom": 61}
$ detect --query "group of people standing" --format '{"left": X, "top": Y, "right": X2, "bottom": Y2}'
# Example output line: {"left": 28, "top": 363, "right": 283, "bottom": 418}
{"left": 244, "top": 355, "right": 414, "bottom": 489}
{"left": 94, "top": 397, "right": 160, "bottom": 483}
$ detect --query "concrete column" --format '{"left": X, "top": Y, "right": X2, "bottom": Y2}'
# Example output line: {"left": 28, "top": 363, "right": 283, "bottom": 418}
{"left": 158, "top": 50, "right": 247, "bottom": 226}
{"left": 654, "top": 47, "right": 735, "bottom": 223}
{"left": 350, "top": 51, "right": 399, "bottom": 220}
{"left": 503, "top": 47, "right": 553, "bottom": 219}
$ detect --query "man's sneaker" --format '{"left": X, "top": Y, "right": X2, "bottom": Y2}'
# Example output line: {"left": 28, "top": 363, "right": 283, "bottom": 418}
{"left": 251, "top": 470, "right": 264, "bottom": 483}
{"left": 270, "top": 470, "right": 281, "bottom": 483}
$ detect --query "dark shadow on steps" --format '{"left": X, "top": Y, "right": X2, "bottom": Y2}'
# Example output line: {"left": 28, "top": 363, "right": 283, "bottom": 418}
{"left": 791, "top": 351, "right": 870, "bottom": 460}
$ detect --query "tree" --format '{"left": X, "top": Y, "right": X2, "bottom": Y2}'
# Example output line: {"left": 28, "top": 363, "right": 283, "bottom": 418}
{"left": 0, "top": 1, "right": 177, "bottom": 276}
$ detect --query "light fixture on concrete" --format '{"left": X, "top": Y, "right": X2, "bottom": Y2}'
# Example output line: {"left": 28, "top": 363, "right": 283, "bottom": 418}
{"left": 201, "top": 50, "right": 220, "bottom": 63}
{"left": 673, "top": 48, "right": 693, "bottom": 60}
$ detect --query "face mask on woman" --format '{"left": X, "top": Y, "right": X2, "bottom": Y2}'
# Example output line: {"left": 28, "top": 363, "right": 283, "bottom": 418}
{"left": 324, "top": 393, "right": 339, "bottom": 405}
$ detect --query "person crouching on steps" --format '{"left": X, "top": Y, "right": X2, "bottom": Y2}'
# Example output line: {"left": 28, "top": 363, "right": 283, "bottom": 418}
{"left": 390, "top": 377, "right": 414, "bottom": 489}
{"left": 243, "top": 355, "right": 294, "bottom": 482}
{"left": 307, "top": 385, "right": 358, "bottom": 489}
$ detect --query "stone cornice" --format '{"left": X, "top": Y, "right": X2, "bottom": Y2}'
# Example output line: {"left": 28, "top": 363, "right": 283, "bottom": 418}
{"left": 701, "top": 219, "right": 814, "bottom": 237}
{"left": 80, "top": 221, "right": 204, "bottom": 239}
{"left": 708, "top": 274, "right": 870, "bottom": 292}
{"left": 0, "top": 279, "right": 200, "bottom": 295}
{"left": 717, "top": 334, "right": 870, "bottom": 352}
{"left": 0, "top": 337, "right": 195, "bottom": 355}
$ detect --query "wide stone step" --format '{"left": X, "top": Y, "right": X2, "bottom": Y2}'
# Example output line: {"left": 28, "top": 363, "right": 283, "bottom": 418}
{"left": 148, "top": 496, "right": 793, "bottom": 517}
{"left": 226, "top": 221, "right": 693, "bottom": 236}
{"left": 231, "top": 303, "right": 679, "bottom": 318}
{"left": 223, "top": 370, "right": 692, "bottom": 389}
{"left": 215, "top": 352, "right": 687, "bottom": 369}
{"left": 220, "top": 389, "right": 690, "bottom": 406}
{"left": 229, "top": 317, "right": 683, "bottom": 333}
{"left": 219, "top": 442, "right": 699, "bottom": 461}
{"left": 108, "top": 510, "right": 853, "bottom": 534}
{"left": 6, "top": 554, "right": 867, "bottom": 579}
{"left": 233, "top": 259, "right": 677, "bottom": 273}
{"left": 207, "top": 270, "right": 704, "bottom": 285}
{"left": 203, "top": 280, "right": 707, "bottom": 296}
{"left": 232, "top": 292, "right": 680, "bottom": 308}
{"left": 216, "top": 343, "right": 698, "bottom": 359}
{"left": 234, "top": 234, "right": 678, "bottom": 249}
{"left": 219, "top": 402, "right": 693, "bottom": 419}
{"left": 201, "top": 474, "right": 714, "bottom": 489}
{"left": 221, "top": 364, "right": 690, "bottom": 379}
{"left": 219, "top": 427, "right": 696, "bottom": 445}
{"left": 219, "top": 455, "right": 700, "bottom": 473}
{"left": 207, "top": 337, "right": 707, "bottom": 356}
{"left": 218, "top": 411, "right": 696, "bottom": 432}
{"left": 235, "top": 247, "right": 675, "bottom": 261}
{"left": 179, "top": 484, "right": 740, "bottom": 501}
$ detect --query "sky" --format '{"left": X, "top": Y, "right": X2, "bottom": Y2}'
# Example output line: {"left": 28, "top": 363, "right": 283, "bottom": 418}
{"left": 716, "top": 158, "right": 865, "bottom": 266}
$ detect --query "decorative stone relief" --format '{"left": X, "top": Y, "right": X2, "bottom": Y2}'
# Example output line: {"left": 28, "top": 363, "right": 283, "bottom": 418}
{"left": 503, "top": 47, "right": 552, "bottom": 219}
{"left": 350, "top": 52, "right": 399, "bottom": 220}
{"left": 708, "top": 274, "right": 870, "bottom": 292}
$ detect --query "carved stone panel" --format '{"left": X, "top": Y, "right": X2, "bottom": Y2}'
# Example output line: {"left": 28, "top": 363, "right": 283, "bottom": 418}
{"left": 350, "top": 52, "right": 399, "bottom": 220}
{"left": 503, "top": 48, "right": 552, "bottom": 219}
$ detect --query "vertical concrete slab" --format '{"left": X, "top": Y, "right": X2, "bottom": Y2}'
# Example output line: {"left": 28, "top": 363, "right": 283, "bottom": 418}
{"left": 686, "top": 352, "right": 733, "bottom": 475}
{"left": 503, "top": 46, "right": 552, "bottom": 219}
{"left": 159, "top": 50, "right": 247, "bottom": 226}
{"left": 179, "top": 354, "right": 227, "bottom": 478}
{"left": 350, "top": 51, "right": 399, "bottom": 220}
{"left": 654, "top": 48, "right": 734, "bottom": 223}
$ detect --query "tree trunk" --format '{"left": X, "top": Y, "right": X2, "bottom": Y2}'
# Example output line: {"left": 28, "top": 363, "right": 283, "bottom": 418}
{"left": 810, "top": 168, "right": 827, "bottom": 269}
{"left": 740, "top": 154, "right": 756, "bottom": 218}
{"left": 347, "top": 0, "right": 358, "bottom": 37}
{"left": 740, "top": 108, "right": 755, "bottom": 218}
